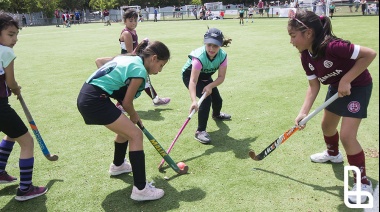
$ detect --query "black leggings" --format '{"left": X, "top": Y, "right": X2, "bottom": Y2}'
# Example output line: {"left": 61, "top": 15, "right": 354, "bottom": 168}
{"left": 183, "top": 77, "right": 223, "bottom": 131}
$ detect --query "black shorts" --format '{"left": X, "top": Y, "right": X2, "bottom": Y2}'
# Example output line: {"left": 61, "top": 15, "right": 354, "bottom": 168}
{"left": 0, "top": 98, "right": 28, "bottom": 138}
{"left": 77, "top": 83, "right": 122, "bottom": 125}
{"left": 325, "top": 83, "right": 372, "bottom": 118}
{"left": 240, "top": 13, "right": 244, "bottom": 18}
{"left": 259, "top": 9, "right": 264, "bottom": 13}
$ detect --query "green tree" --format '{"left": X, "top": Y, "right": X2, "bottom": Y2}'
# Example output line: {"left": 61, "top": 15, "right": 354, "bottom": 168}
{"left": 36, "top": 0, "right": 59, "bottom": 18}
{"left": 0, "top": 0, "right": 12, "bottom": 11}
{"left": 58, "top": 0, "right": 86, "bottom": 11}
{"left": 191, "top": 0, "right": 202, "bottom": 6}
{"left": 89, "top": 0, "right": 118, "bottom": 10}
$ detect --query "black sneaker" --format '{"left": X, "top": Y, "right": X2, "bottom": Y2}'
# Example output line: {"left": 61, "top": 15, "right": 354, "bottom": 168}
{"left": 212, "top": 112, "right": 231, "bottom": 121}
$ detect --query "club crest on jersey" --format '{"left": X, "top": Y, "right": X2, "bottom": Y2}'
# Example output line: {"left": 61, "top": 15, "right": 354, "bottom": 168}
{"left": 308, "top": 63, "right": 315, "bottom": 71}
{"left": 347, "top": 101, "right": 360, "bottom": 113}
{"left": 324, "top": 60, "right": 333, "bottom": 68}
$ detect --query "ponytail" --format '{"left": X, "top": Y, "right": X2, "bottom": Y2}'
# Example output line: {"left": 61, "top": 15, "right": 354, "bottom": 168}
{"left": 289, "top": 10, "right": 347, "bottom": 59}
{"left": 132, "top": 39, "right": 150, "bottom": 55}
{"left": 133, "top": 40, "right": 170, "bottom": 61}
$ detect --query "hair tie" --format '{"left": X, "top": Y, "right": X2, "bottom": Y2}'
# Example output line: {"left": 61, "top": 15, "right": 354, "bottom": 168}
{"left": 319, "top": 15, "right": 324, "bottom": 21}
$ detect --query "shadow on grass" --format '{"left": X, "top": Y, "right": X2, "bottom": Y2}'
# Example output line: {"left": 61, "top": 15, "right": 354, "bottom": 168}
{"left": 0, "top": 179, "right": 63, "bottom": 211}
{"left": 102, "top": 174, "right": 205, "bottom": 211}
{"left": 137, "top": 108, "right": 173, "bottom": 121}
{"left": 255, "top": 168, "right": 378, "bottom": 211}
{"left": 160, "top": 120, "right": 258, "bottom": 172}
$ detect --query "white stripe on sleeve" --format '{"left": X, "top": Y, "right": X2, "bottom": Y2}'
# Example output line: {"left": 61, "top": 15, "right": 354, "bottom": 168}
{"left": 307, "top": 75, "right": 317, "bottom": 80}
{"left": 351, "top": 45, "right": 360, "bottom": 60}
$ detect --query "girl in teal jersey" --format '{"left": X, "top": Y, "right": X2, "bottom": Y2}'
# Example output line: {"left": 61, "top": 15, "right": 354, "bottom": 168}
{"left": 182, "top": 28, "right": 231, "bottom": 144}
{"left": 77, "top": 40, "right": 170, "bottom": 201}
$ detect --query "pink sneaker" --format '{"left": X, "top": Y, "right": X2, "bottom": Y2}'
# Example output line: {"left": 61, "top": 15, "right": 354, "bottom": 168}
{"left": 0, "top": 171, "right": 17, "bottom": 184}
{"left": 15, "top": 185, "right": 48, "bottom": 201}
{"left": 153, "top": 97, "right": 171, "bottom": 107}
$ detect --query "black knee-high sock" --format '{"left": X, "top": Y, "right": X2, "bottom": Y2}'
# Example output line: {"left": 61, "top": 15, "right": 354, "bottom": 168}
{"left": 113, "top": 141, "right": 128, "bottom": 166}
{"left": 144, "top": 86, "right": 157, "bottom": 99}
{"left": 129, "top": 150, "right": 146, "bottom": 190}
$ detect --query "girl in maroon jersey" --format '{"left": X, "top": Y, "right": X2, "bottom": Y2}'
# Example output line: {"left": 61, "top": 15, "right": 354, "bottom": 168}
{"left": 96, "top": 9, "right": 170, "bottom": 108}
{"left": 288, "top": 10, "right": 376, "bottom": 204}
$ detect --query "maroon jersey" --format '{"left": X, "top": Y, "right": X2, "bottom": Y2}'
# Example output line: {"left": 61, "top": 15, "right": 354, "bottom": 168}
{"left": 301, "top": 40, "right": 372, "bottom": 87}
{"left": 119, "top": 28, "right": 138, "bottom": 54}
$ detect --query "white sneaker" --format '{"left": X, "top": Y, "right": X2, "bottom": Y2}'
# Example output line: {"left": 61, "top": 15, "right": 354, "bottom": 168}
{"left": 109, "top": 159, "right": 132, "bottom": 175}
{"left": 130, "top": 181, "right": 164, "bottom": 201}
{"left": 348, "top": 180, "right": 373, "bottom": 204}
{"left": 310, "top": 150, "right": 343, "bottom": 163}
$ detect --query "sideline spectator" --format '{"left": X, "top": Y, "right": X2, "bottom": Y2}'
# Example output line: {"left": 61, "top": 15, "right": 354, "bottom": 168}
{"left": 219, "top": 10, "right": 225, "bottom": 19}
{"left": 238, "top": 7, "right": 244, "bottom": 25}
{"left": 63, "top": 11, "right": 70, "bottom": 28}
{"left": 21, "top": 14, "right": 27, "bottom": 27}
{"left": 55, "top": 9, "right": 60, "bottom": 27}
{"left": 247, "top": 5, "right": 254, "bottom": 22}
{"left": 200, "top": 6, "right": 206, "bottom": 20}
{"left": 312, "top": 0, "right": 318, "bottom": 12}
{"left": 290, "top": 0, "right": 296, "bottom": 7}
{"left": 103, "top": 9, "right": 110, "bottom": 26}
{"left": 258, "top": 0, "right": 264, "bottom": 17}
{"left": 154, "top": 7, "right": 158, "bottom": 22}
{"left": 329, "top": 2, "right": 336, "bottom": 19}
{"left": 192, "top": 7, "right": 198, "bottom": 19}
{"left": 176, "top": 6, "right": 181, "bottom": 18}
{"left": 354, "top": 0, "right": 361, "bottom": 12}
{"left": 284, "top": 1, "right": 289, "bottom": 7}
{"left": 349, "top": 0, "right": 354, "bottom": 12}
{"left": 321, "top": 0, "right": 326, "bottom": 14}
{"left": 361, "top": 0, "right": 367, "bottom": 15}
{"left": 265, "top": 2, "right": 270, "bottom": 17}
{"left": 74, "top": 9, "right": 81, "bottom": 25}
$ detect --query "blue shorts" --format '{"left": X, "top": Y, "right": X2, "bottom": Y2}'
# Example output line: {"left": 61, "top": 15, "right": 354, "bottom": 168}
{"left": 77, "top": 83, "right": 122, "bottom": 125}
{"left": 0, "top": 98, "right": 28, "bottom": 138}
{"left": 325, "top": 83, "right": 372, "bottom": 118}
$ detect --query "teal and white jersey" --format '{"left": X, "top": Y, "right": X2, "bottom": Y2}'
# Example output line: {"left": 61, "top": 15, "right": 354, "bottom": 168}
{"left": 0, "top": 45, "right": 16, "bottom": 98}
{"left": 86, "top": 55, "right": 147, "bottom": 100}
{"left": 182, "top": 46, "right": 227, "bottom": 80}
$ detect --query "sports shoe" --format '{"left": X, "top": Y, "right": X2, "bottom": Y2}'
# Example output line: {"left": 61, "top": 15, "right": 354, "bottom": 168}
{"left": 109, "top": 159, "right": 132, "bottom": 176}
{"left": 212, "top": 112, "right": 231, "bottom": 121}
{"left": 310, "top": 150, "right": 344, "bottom": 163}
{"left": 0, "top": 171, "right": 17, "bottom": 184}
{"left": 15, "top": 185, "right": 48, "bottom": 201}
{"left": 130, "top": 181, "right": 164, "bottom": 201}
{"left": 348, "top": 180, "right": 373, "bottom": 204}
{"left": 115, "top": 102, "right": 125, "bottom": 113}
{"left": 195, "top": 131, "right": 211, "bottom": 144}
{"left": 153, "top": 96, "right": 171, "bottom": 107}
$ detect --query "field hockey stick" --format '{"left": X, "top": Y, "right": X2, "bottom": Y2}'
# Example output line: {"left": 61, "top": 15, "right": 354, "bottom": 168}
{"left": 18, "top": 95, "right": 59, "bottom": 161}
{"left": 137, "top": 122, "right": 188, "bottom": 174}
{"left": 146, "top": 75, "right": 156, "bottom": 100}
{"left": 249, "top": 93, "right": 339, "bottom": 161}
{"left": 158, "top": 92, "right": 207, "bottom": 170}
